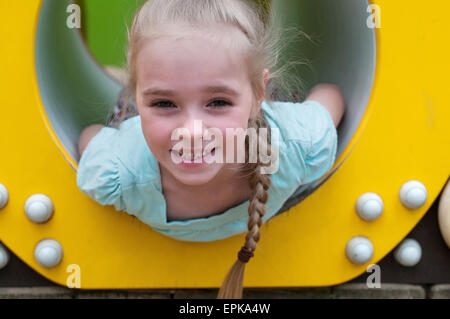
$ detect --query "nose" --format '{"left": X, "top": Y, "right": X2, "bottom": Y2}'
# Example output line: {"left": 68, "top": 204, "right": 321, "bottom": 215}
{"left": 181, "top": 114, "right": 204, "bottom": 149}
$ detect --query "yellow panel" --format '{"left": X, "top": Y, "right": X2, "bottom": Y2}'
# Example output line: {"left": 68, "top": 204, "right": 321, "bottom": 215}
{"left": 0, "top": 0, "right": 449, "bottom": 289}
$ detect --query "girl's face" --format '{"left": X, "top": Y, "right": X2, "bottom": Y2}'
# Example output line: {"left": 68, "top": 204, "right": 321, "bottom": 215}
{"left": 135, "top": 26, "right": 264, "bottom": 187}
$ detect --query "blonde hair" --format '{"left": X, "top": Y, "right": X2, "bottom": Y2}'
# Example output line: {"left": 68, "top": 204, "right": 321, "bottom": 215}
{"left": 119, "top": 0, "right": 309, "bottom": 299}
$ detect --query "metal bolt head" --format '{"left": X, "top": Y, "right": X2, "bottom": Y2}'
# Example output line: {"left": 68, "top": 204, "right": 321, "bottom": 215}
{"left": 34, "top": 239, "right": 63, "bottom": 268}
{"left": 399, "top": 180, "right": 427, "bottom": 209}
{"left": 346, "top": 236, "right": 374, "bottom": 264}
{"left": 0, "top": 183, "right": 9, "bottom": 209}
{"left": 0, "top": 243, "right": 9, "bottom": 270}
{"left": 25, "top": 194, "right": 54, "bottom": 223}
{"left": 356, "top": 192, "right": 383, "bottom": 221}
{"left": 394, "top": 238, "right": 422, "bottom": 267}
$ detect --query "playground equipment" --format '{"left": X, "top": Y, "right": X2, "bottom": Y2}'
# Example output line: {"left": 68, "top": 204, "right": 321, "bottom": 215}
{"left": 0, "top": 0, "right": 448, "bottom": 289}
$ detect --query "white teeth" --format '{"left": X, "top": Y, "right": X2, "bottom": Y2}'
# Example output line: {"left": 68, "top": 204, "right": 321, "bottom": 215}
{"left": 172, "top": 149, "right": 214, "bottom": 161}
{"left": 202, "top": 148, "right": 213, "bottom": 157}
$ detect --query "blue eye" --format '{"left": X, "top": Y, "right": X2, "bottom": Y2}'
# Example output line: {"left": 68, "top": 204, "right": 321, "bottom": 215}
{"left": 208, "top": 99, "right": 231, "bottom": 108}
{"left": 151, "top": 101, "right": 175, "bottom": 108}
{"left": 150, "top": 99, "right": 231, "bottom": 109}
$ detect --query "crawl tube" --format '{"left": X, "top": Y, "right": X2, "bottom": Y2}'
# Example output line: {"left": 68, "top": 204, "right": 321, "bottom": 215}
{"left": 0, "top": 0, "right": 448, "bottom": 289}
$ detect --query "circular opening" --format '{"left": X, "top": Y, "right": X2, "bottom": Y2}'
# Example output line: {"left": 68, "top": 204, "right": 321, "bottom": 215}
{"left": 36, "top": 0, "right": 375, "bottom": 211}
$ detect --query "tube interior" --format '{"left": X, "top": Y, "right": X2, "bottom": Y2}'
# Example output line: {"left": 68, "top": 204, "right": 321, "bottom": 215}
{"left": 35, "top": 0, "right": 375, "bottom": 208}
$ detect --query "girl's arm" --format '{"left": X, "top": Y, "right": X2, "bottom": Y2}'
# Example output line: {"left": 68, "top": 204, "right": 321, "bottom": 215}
{"left": 78, "top": 124, "right": 105, "bottom": 156}
{"left": 305, "top": 83, "right": 345, "bottom": 128}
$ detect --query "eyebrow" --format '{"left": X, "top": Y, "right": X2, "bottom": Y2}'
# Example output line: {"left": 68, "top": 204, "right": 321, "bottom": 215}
{"left": 142, "top": 85, "right": 239, "bottom": 97}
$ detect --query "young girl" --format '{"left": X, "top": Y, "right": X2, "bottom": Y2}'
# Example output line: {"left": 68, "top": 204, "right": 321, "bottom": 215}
{"left": 77, "top": 0, "right": 344, "bottom": 299}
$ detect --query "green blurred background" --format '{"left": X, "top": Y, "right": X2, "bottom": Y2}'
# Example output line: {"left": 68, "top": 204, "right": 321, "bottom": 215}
{"left": 77, "top": 0, "right": 271, "bottom": 68}
{"left": 78, "top": 0, "right": 147, "bottom": 67}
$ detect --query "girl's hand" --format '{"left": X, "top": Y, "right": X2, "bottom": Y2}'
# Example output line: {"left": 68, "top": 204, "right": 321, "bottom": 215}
{"left": 78, "top": 124, "right": 105, "bottom": 157}
{"left": 305, "top": 83, "right": 345, "bottom": 128}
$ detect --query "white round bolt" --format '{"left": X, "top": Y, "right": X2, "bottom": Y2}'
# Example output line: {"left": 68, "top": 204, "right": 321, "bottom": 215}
{"left": 0, "top": 183, "right": 9, "bottom": 209}
{"left": 24, "top": 194, "right": 54, "bottom": 223}
{"left": 399, "top": 180, "right": 427, "bottom": 209}
{"left": 0, "top": 243, "right": 9, "bottom": 270}
{"left": 394, "top": 238, "right": 422, "bottom": 267}
{"left": 34, "top": 239, "right": 63, "bottom": 268}
{"left": 356, "top": 192, "right": 383, "bottom": 221}
{"left": 345, "top": 236, "right": 374, "bottom": 264}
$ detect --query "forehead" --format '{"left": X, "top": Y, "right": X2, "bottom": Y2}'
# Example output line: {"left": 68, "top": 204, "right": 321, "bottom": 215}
{"left": 136, "top": 25, "right": 250, "bottom": 88}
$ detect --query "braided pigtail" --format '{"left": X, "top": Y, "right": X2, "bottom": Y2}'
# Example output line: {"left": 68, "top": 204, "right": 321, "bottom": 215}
{"left": 217, "top": 112, "right": 272, "bottom": 299}
{"left": 121, "top": 0, "right": 307, "bottom": 299}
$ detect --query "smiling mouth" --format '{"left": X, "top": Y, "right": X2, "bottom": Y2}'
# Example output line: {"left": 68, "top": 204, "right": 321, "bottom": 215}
{"left": 170, "top": 148, "right": 216, "bottom": 161}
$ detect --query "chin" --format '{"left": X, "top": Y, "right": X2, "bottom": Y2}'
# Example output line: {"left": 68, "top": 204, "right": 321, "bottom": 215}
{"left": 156, "top": 153, "right": 223, "bottom": 186}
{"left": 173, "top": 175, "right": 215, "bottom": 186}
{"left": 169, "top": 165, "right": 223, "bottom": 186}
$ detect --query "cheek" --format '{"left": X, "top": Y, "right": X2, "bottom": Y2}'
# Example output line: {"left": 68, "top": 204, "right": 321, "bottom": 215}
{"left": 212, "top": 116, "right": 249, "bottom": 150}
{"left": 213, "top": 113, "right": 249, "bottom": 135}
{"left": 140, "top": 118, "right": 173, "bottom": 153}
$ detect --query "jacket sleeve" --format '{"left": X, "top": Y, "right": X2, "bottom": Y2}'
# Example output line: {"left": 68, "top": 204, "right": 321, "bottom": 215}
{"left": 299, "top": 100, "right": 338, "bottom": 184}
{"left": 76, "top": 126, "right": 126, "bottom": 211}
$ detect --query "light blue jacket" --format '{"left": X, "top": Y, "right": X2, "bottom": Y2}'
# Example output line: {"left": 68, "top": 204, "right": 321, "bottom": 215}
{"left": 77, "top": 100, "right": 337, "bottom": 242}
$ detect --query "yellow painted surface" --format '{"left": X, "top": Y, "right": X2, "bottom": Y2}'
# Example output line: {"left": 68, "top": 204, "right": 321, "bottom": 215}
{"left": 0, "top": 0, "right": 449, "bottom": 288}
